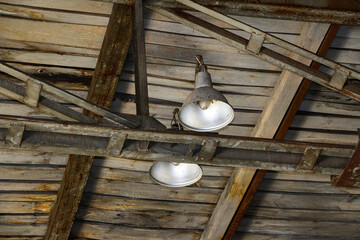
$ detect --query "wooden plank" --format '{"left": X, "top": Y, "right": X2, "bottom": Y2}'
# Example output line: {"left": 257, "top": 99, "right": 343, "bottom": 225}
{"left": 71, "top": 222, "right": 201, "bottom": 240}
{"left": 0, "top": 201, "right": 53, "bottom": 214}
{"left": 246, "top": 207, "right": 360, "bottom": 223}
{"left": 258, "top": 178, "right": 360, "bottom": 195}
{"left": 76, "top": 206, "right": 209, "bottom": 229}
{"left": 237, "top": 218, "right": 360, "bottom": 237}
{"left": 0, "top": 166, "right": 64, "bottom": 180}
{"left": 85, "top": 178, "right": 222, "bottom": 203}
{"left": 82, "top": 194, "right": 215, "bottom": 214}
{"left": 44, "top": 3, "right": 133, "bottom": 239}
{"left": 251, "top": 192, "right": 360, "bottom": 211}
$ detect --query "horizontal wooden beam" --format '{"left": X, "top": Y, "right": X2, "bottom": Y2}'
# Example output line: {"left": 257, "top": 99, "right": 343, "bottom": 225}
{"left": 93, "top": 0, "right": 360, "bottom": 25}
{"left": 147, "top": 7, "right": 360, "bottom": 103}
{"left": 0, "top": 116, "right": 355, "bottom": 176}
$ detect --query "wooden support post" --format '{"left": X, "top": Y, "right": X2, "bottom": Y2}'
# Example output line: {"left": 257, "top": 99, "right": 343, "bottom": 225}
{"left": 332, "top": 129, "right": 360, "bottom": 188}
{"left": 45, "top": 3, "right": 133, "bottom": 239}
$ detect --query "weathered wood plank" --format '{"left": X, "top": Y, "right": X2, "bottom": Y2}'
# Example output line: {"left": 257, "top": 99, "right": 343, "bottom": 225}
{"left": 251, "top": 192, "right": 360, "bottom": 211}
{"left": 222, "top": 23, "right": 336, "bottom": 240}
{"left": 0, "top": 201, "right": 53, "bottom": 214}
{"left": 259, "top": 179, "right": 360, "bottom": 195}
{"left": 76, "top": 206, "right": 209, "bottom": 229}
{"left": 70, "top": 222, "right": 201, "bottom": 240}
{"left": 238, "top": 218, "right": 360, "bottom": 237}
{"left": 82, "top": 194, "right": 215, "bottom": 214}
{"left": 85, "top": 179, "right": 222, "bottom": 203}
{"left": 246, "top": 206, "right": 360, "bottom": 223}
{"left": 0, "top": 166, "right": 64, "bottom": 180}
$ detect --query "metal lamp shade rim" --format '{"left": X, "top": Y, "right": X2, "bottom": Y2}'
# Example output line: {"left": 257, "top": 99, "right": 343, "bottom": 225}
{"left": 149, "top": 162, "right": 203, "bottom": 187}
{"left": 179, "top": 87, "right": 235, "bottom": 132}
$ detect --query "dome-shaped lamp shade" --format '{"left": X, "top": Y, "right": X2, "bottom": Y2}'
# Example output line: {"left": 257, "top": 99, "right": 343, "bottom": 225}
{"left": 149, "top": 162, "right": 203, "bottom": 187}
{"left": 179, "top": 72, "right": 234, "bottom": 132}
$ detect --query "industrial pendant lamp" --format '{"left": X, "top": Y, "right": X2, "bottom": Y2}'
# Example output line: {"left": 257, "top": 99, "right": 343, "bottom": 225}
{"left": 178, "top": 56, "right": 234, "bottom": 132}
{"left": 149, "top": 109, "right": 203, "bottom": 187}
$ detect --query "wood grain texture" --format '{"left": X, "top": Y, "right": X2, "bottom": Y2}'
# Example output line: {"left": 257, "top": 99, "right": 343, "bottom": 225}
{"left": 224, "top": 24, "right": 339, "bottom": 239}
{"left": 45, "top": 3, "right": 132, "bottom": 239}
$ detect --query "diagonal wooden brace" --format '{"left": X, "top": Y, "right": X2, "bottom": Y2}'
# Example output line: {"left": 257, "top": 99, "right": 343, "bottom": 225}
{"left": 332, "top": 129, "right": 360, "bottom": 187}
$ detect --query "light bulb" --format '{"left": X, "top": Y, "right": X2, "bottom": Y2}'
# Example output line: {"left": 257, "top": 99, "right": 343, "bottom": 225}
{"left": 198, "top": 99, "right": 212, "bottom": 110}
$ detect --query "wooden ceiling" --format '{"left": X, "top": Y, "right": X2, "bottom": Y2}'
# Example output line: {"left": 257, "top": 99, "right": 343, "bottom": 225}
{"left": 0, "top": 0, "right": 359, "bottom": 239}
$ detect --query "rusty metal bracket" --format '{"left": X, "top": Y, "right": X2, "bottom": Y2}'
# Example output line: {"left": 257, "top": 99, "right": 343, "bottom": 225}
{"left": 332, "top": 129, "right": 360, "bottom": 187}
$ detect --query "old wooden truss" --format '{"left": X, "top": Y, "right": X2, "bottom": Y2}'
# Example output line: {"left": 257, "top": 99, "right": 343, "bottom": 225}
{"left": 0, "top": 60, "right": 359, "bottom": 185}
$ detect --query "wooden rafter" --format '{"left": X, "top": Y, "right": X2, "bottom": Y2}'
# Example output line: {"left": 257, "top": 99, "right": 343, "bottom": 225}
{"left": 146, "top": 6, "right": 360, "bottom": 103}
{"left": 223, "top": 24, "right": 340, "bottom": 239}
{"left": 45, "top": 4, "right": 133, "bottom": 239}
{"left": 91, "top": 0, "right": 360, "bottom": 25}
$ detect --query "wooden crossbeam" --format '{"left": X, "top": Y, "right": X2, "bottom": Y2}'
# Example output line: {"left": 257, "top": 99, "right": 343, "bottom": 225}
{"left": 147, "top": 7, "right": 360, "bottom": 103}
{"left": 44, "top": 4, "right": 134, "bottom": 239}
{"left": 0, "top": 116, "right": 355, "bottom": 175}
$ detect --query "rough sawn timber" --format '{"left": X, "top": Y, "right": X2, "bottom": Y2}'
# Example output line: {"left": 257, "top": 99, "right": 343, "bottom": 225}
{"left": 44, "top": 4, "right": 133, "bottom": 239}
{"left": 200, "top": 23, "right": 335, "bottom": 239}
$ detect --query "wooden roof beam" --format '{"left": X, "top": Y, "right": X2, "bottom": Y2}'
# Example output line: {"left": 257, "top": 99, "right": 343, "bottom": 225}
{"left": 146, "top": 7, "right": 360, "bottom": 103}
{"left": 224, "top": 24, "right": 340, "bottom": 239}
{"left": 199, "top": 22, "right": 336, "bottom": 240}
{"left": 45, "top": 4, "right": 133, "bottom": 239}
{"left": 94, "top": 0, "right": 360, "bottom": 25}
